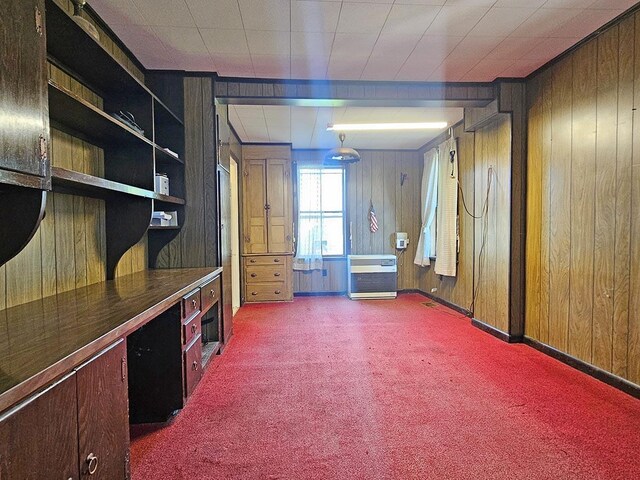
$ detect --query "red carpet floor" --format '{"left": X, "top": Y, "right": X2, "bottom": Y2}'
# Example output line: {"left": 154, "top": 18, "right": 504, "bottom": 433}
{"left": 130, "top": 294, "right": 640, "bottom": 479}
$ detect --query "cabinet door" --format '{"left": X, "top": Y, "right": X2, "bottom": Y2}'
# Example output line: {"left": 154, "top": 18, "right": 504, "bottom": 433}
{"left": 0, "top": 373, "right": 79, "bottom": 479}
{"left": 76, "top": 340, "right": 129, "bottom": 480}
{"left": 242, "top": 160, "right": 268, "bottom": 254}
{"left": 266, "top": 159, "right": 292, "bottom": 253}
{"left": 0, "top": 0, "right": 49, "bottom": 180}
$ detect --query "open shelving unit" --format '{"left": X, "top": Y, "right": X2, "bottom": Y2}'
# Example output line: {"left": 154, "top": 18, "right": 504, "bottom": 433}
{"left": 45, "top": 0, "right": 185, "bottom": 278}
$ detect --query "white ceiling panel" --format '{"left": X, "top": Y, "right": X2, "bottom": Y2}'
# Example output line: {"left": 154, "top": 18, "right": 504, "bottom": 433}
{"left": 291, "top": 1, "right": 342, "bottom": 32}
{"left": 200, "top": 29, "right": 250, "bottom": 55}
{"left": 92, "top": 0, "right": 634, "bottom": 81}
{"left": 246, "top": 30, "right": 291, "bottom": 56}
{"left": 381, "top": 5, "right": 441, "bottom": 35}
{"left": 425, "top": 6, "right": 489, "bottom": 37}
{"left": 186, "top": 0, "right": 244, "bottom": 30}
{"left": 468, "top": 7, "right": 537, "bottom": 37}
{"left": 336, "top": 3, "right": 392, "bottom": 34}
{"left": 238, "top": 0, "right": 291, "bottom": 31}
{"left": 230, "top": 105, "right": 463, "bottom": 150}
{"left": 132, "top": 0, "right": 194, "bottom": 27}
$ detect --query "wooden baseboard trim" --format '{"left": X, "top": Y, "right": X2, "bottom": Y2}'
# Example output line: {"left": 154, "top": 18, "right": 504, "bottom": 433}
{"left": 471, "top": 318, "right": 523, "bottom": 343}
{"left": 523, "top": 337, "right": 640, "bottom": 400}
{"left": 402, "top": 289, "right": 472, "bottom": 317}
{"left": 293, "top": 291, "right": 346, "bottom": 297}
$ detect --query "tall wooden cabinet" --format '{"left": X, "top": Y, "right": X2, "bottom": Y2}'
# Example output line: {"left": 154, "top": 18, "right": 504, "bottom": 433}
{"left": 241, "top": 145, "right": 293, "bottom": 303}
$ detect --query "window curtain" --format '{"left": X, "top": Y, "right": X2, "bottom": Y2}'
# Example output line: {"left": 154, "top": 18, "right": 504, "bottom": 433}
{"left": 293, "top": 168, "right": 323, "bottom": 271}
{"left": 434, "top": 137, "right": 458, "bottom": 277}
{"left": 414, "top": 148, "right": 439, "bottom": 266}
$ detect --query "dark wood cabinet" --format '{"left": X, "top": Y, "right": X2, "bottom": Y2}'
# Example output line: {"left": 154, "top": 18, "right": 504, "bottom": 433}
{"left": 76, "top": 340, "right": 129, "bottom": 480}
{"left": 0, "top": 0, "right": 50, "bottom": 186}
{"left": 0, "top": 373, "right": 78, "bottom": 479}
{"left": 0, "top": 341, "right": 129, "bottom": 480}
{"left": 183, "top": 336, "right": 203, "bottom": 398}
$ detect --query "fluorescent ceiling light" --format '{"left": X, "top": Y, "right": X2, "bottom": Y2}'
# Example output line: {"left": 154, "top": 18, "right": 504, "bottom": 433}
{"left": 327, "top": 122, "right": 448, "bottom": 131}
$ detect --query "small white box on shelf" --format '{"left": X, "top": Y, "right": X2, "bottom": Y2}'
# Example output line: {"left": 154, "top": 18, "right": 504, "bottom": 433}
{"left": 151, "top": 211, "right": 170, "bottom": 226}
{"left": 155, "top": 173, "right": 169, "bottom": 195}
{"left": 165, "top": 211, "right": 178, "bottom": 226}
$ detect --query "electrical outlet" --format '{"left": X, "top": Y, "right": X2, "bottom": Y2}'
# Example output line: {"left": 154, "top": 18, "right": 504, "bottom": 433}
{"left": 322, "top": 269, "right": 328, "bottom": 277}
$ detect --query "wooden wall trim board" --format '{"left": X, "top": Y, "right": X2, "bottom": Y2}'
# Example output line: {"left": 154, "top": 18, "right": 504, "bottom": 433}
{"left": 410, "top": 289, "right": 473, "bottom": 318}
{"left": 523, "top": 337, "right": 640, "bottom": 400}
{"left": 214, "top": 77, "right": 496, "bottom": 107}
{"left": 472, "top": 318, "right": 522, "bottom": 344}
{"left": 525, "top": 12, "right": 640, "bottom": 387}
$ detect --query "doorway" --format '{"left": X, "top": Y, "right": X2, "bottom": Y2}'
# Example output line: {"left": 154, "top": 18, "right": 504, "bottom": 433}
{"left": 230, "top": 155, "right": 241, "bottom": 315}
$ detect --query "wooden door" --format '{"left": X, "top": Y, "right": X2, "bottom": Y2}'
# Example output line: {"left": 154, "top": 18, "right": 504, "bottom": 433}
{"left": 0, "top": 373, "right": 79, "bottom": 479}
{"left": 218, "top": 168, "right": 233, "bottom": 342}
{"left": 266, "top": 159, "right": 292, "bottom": 253}
{"left": 242, "top": 160, "right": 268, "bottom": 254}
{"left": 76, "top": 340, "right": 130, "bottom": 480}
{"left": 0, "top": 0, "right": 49, "bottom": 180}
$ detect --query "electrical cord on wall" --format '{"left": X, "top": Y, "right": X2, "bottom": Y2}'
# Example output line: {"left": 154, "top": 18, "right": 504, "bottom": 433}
{"left": 461, "top": 167, "right": 494, "bottom": 313}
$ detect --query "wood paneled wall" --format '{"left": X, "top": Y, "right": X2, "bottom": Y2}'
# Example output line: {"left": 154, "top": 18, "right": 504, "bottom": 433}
{"left": 416, "top": 113, "right": 512, "bottom": 335}
{"left": 472, "top": 114, "right": 512, "bottom": 333}
{"left": 0, "top": 3, "right": 147, "bottom": 309}
{"left": 417, "top": 123, "right": 476, "bottom": 312}
{"left": 526, "top": 12, "right": 640, "bottom": 385}
{"left": 156, "top": 77, "right": 217, "bottom": 269}
{"left": 292, "top": 149, "right": 423, "bottom": 293}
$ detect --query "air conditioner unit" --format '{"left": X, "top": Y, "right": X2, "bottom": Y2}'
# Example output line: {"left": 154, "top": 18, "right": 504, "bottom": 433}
{"left": 347, "top": 255, "right": 397, "bottom": 300}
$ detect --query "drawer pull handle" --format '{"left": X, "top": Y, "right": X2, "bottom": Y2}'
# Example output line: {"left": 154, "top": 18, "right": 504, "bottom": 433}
{"left": 250, "top": 259, "right": 256, "bottom": 263}
{"left": 192, "top": 361, "right": 199, "bottom": 371}
{"left": 274, "top": 258, "right": 280, "bottom": 263}
{"left": 275, "top": 290, "right": 281, "bottom": 295}
{"left": 191, "top": 299, "right": 197, "bottom": 308}
{"left": 86, "top": 453, "right": 98, "bottom": 475}
{"left": 210, "top": 289, "right": 215, "bottom": 297}
{"left": 191, "top": 324, "right": 197, "bottom": 333}
{"left": 251, "top": 273, "right": 257, "bottom": 278}
{"left": 274, "top": 272, "right": 281, "bottom": 277}
{"left": 252, "top": 291, "right": 258, "bottom": 296}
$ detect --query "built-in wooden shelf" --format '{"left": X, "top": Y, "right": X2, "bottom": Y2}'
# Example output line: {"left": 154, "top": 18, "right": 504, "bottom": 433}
{"left": 48, "top": 81, "right": 153, "bottom": 148}
{"left": 202, "top": 341, "right": 221, "bottom": 369}
{"left": 45, "top": 0, "right": 182, "bottom": 127}
{"left": 155, "top": 145, "right": 183, "bottom": 165}
{"left": 154, "top": 194, "right": 186, "bottom": 206}
{"left": 51, "top": 167, "right": 186, "bottom": 206}
{"left": 148, "top": 226, "right": 181, "bottom": 231}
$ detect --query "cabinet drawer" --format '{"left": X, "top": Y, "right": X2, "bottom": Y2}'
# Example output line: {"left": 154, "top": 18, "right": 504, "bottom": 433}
{"left": 200, "top": 276, "right": 220, "bottom": 312}
{"left": 184, "top": 336, "right": 202, "bottom": 398}
{"left": 183, "top": 312, "right": 201, "bottom": 347}
{"left": 244, "top": 255, "right": 287, "bottom": 266}
{"left": 245, "top": 283, "right": 287, "bottom": 302}
{"left": 182, "top": 288, "right": 201, "bottom": 319}
{"left": 245, "top": 265, "right": 286, "bottom": 283}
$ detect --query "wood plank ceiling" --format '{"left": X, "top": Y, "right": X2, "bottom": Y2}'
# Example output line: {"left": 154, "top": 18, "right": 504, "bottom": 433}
{"left": 91, "top": 0, "right": 636, "bottom": 82}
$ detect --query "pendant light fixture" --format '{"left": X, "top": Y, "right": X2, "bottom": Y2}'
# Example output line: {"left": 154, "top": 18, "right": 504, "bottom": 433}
{"left": 324, "top": 132, "right": 360, "bottom": 164}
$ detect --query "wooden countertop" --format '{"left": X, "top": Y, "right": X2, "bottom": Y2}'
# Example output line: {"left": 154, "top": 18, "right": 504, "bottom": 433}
{"left": 0, "top": 267, "right": 222, "bottom": 413}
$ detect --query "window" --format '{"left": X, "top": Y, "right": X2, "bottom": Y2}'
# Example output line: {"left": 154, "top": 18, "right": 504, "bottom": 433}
{"left": 297, "top": 167, "right": 345, "bottom": 257}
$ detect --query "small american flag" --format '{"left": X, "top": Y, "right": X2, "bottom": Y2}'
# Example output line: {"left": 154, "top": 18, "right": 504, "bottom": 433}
{"left": 369, "top": 202, "right": 379, "bottom": 233}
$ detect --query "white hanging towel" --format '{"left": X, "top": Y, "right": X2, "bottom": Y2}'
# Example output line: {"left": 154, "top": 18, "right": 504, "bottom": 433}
{"left": 414, "top": 148, "right": 438, "bottom": 266}
{"left": 435, "top": 137, "right": 458, "bottom": 277}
